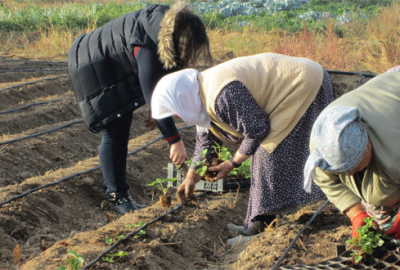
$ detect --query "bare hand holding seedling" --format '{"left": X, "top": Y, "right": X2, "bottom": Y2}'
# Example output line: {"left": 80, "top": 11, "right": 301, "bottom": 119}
{"left": 207, "top": 161, "right": 233, "bottom": 182}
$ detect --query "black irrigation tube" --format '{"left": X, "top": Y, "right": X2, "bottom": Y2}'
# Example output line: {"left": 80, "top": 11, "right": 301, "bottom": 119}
{"left": 0, "top": 98, "right": 72, "bottom": 115}
{"left": 271, "top": 199, "right": 330, "bottom": 270}
{"left": 326, "top": 69, "right": 377, "bottom": 78}
{"left": 0, "top": 125, "right": 194, "bottom": 207}
{"left": 0, "top": 68, "right": 68, "bottom": 73}
{"left": 80, "top": 191, "right": 208, "bottom": 270}
{"left": 0, "top": 65, "right": 67, "bottom": 69}
{"left": 0, "top": 119, "right": 83, "bottom": 147}
{"left": 0, "top": 59, "right": 67, "bottom": 64}
{"left": 0, "top": 74, "right": 69, "bottom": 93}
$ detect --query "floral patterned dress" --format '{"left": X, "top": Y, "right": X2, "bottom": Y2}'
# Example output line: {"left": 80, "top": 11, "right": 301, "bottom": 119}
{"left": 191, "top": 70, "right": 335, "bottom": 231}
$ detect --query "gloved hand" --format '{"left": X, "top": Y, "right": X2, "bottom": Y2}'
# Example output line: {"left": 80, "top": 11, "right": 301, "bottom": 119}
{"left": 351, "top": 211, "right": 371, "bottom": 239}
{"left": 383, "top": 213, "right": 400, "bottom": 239}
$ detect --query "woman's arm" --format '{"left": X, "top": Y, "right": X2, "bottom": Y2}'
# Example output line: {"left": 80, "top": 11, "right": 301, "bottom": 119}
{"left": 176, "top": 131, "right": 221, "bottom": 200}
{"left": 136, "top": 46, "right": 186, "bottom": 163}
{"left": 208, "top": 81, "right": 270, "bottom": 179}
{"left": 191, "top": 131, "right": 222, "bottom": 167}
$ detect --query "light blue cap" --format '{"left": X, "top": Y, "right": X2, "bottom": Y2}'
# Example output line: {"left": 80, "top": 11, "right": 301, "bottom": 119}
{"left": 304, "top": 106, "right": 368, "bottom": 192}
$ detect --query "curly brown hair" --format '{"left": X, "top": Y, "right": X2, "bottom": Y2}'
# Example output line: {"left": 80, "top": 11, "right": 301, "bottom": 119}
{"left": 158, "top": 2, "right": 213, "bottom": 69}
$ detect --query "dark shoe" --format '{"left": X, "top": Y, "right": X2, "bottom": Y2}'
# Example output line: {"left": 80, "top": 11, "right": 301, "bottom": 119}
{"left": 227, "top": 223, "right": 245, "bottom": 234}
{"left": 241, "top": 220, "right": 267, "bottom": 236}
{"left": 241, "top": 214, "right": 277, "bottom": 236}
{"left": 106, "top": 191, "right": 147, "bottom": 215}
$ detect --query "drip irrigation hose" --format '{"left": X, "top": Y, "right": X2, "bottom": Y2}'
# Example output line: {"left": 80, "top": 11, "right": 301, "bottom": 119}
{"left": 271, "top": 199, "right": 330, "bottom": 270}
{"left": 80, "top": 191, "right": 208, "bottom": 270}
{"left": 0, "top": 119, "right": 84, "bottom": 147}
{"left": 326, "top": 70, "right": 376, "bottom": 78}
{"left": 0, "top": 68, "right": 68, "bottom": 73}
{"left": 0, "top": 65, "right": 67, "bottom": 70}
{"left": 0, "top": 125, "right": 194, "bottom": 207}
{"left": 0, "top": 74, "right": 69, "bottom": 93}
{"left": 0, "top": 98, "right": 72, "bottom": 115}
{"left": 0, "top": 59, "right": 67, "bottom": 64}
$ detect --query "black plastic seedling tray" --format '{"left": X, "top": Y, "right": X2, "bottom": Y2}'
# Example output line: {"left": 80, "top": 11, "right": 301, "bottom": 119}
{"left": 280, "top": 239, "right": 400, "bottom": 270}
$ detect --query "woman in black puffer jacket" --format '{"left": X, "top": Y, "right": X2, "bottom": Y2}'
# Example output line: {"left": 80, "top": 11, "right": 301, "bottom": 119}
{"left": 68, "top": 2, "right": 212, "bottom": 214}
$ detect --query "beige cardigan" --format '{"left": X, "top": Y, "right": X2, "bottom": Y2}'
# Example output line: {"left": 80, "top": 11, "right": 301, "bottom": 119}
{"left": 197, "top": 53, "right": 324, "bottom": 153}
{"left": 312, "top": 71, "right": 400, "bottom": 212}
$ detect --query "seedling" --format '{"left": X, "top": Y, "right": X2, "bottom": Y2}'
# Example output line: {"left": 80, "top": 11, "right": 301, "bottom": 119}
{"left": 126, "top": 221, "right": 144, "bottom": 229}
{"left": 185, "top": 142, "right": 251, "bottom": 179}
{"left": 188, "top": 149, "right": 209, "bottom": 176}
{"left": 102, "top": 251, "right": 128, "bottom": 263}
{"left": 57, "top": 250, "right": 84, "bottom": 270}
{"left": 104, "top": 235, "right": 125, "bottom": 245}
{"left": 346, "top": 217, "right": 389, "bottom": 263}
{"left": 147, "top": 177, "right": 177, "bottom": 207}
{"left": 134, "top": 230, "right": 147, "bottom": 238}
{"left": 104, "top": 236, "right": 114, "bottom": 245}
{"left": 147, "top": 177, "right": 177, "bottom": 195}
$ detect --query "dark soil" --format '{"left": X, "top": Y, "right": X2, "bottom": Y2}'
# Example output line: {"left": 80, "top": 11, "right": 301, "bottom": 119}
{"left": 203, "top": 158, "right": 223, "bottom": 181}
{"left": 159, "top": 194, "right": 172, "bottom": 207}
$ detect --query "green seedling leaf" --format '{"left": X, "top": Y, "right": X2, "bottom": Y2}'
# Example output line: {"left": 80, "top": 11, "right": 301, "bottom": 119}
{"left": 104, "top": 236, "right": 114, "bottom": 245}
{"left": 200, "top": 149, "right": 208, "bottom": 158}
{"left": 65, "top": 250, "right": 84, "bottom": 270}
{"left": 57, "top": 266, "right": 68, "bottom": 270}
{"left": 103, "top": 251, "right": 129, "bottom": 263}
{"left": 116, "top": 235, "right": 125, "bottom": 240}
{"left": 126, "top": 221, "right": 145, "bottom": 229}
{"left": 355, "top": 255, "right": 363, "bottom": 263}
{"left": 346, "top": 217, "right": 388, "bottom": 264}
{"left": 196, "top": 165, "right": 208, "bottom": 176}
{"left": 102, "top": 257, "right": 114, "bottom": 263}
{"left": 134, "top": 229, "right": 147, "bottom": 238}
{"left": 147, "top": 178, "right": 177, "bottom": 194}
{"left": 112, "top": 251, "right": 128, "bottom": 257}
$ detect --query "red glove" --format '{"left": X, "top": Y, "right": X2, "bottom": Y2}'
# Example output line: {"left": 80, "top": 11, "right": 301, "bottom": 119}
{"left": 351, "top": 211, "right": 371, "bottom": 239}
{"left": 383, "top": 213, "right": 400, "bottom": 239}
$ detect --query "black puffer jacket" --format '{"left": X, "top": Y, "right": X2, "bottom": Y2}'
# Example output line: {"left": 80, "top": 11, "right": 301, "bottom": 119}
{"left": 68, "top": 5, "right": 170, "bottom": 133}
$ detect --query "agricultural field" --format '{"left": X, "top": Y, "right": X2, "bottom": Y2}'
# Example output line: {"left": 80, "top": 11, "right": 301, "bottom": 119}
{"left": 0, "top": 0, "right": 398, "bottom": 270}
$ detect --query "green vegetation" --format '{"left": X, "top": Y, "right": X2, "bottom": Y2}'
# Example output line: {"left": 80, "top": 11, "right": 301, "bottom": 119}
{"left": 0, "top": 2, "right": 146, "bottom": 32}
{"left": 147, "top": 177, "right": 177, "bottom": 195}
{"left": 134, "top": 229, "right": 147, "bottom": 238}
{"left": 346, "top": 217, "right": 389, "bottom": 263}
{"left": 104, "top": 234, "right": 125, "bottom": 245}
{"left": 0, "top": 0, "right": 393, "bottom": 33}
{"left": 1, "top": 0, "right": 399, "bottom": 73}
{"left": 126, "top": 221, "right": 145, "bottom": 229}
{"left": 186, "top": 142, "right": 251, "bottom": 179}
{"left": 57, "top": 250, "right": 84, "bottom": 270}
{"left": 102, "top": 251, "right": 128, "bottom": 263}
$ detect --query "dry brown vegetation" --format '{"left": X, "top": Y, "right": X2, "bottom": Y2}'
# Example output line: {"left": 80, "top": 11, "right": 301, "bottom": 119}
{"left": 2, "top": 1, "right": 400, "bottom": 73}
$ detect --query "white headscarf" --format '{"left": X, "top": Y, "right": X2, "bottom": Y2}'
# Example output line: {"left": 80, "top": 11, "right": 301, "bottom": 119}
{"left": 151, "top": 69, "right": 211, "bottom": 132}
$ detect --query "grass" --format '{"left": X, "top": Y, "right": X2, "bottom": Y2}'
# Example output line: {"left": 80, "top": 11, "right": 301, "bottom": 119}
{"left": 0, "top": 0, "right": 399, "bottom": 73}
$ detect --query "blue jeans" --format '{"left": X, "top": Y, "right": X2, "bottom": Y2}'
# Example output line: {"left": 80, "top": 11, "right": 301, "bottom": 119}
{"left": 99, "top": 112, "right": 133, "bottom": 193}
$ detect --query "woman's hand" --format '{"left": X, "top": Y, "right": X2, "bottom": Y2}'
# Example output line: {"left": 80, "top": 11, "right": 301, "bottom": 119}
{"left": 207, "top": 161, "right": 234, "bottom": 182}
{"left": 144, "top": 110, "right": 157, "bottom": 130}
{"left": 345, "top": 203, "right": 377, "bottom": 238}
{"left": 170, "top": 140, "right": 188, "bottom": 165}
{"left": 208, "top": 152, "right": 250, "bottom": 181}
{"left": 176, "top": 168, "right": 202, "bottom": 203}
